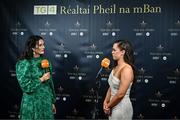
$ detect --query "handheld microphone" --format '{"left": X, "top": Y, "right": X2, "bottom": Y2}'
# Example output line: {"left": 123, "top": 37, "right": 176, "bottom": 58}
{"left": 96, "top": 58, "right": 110, "bottom": 79}
{"left": 41, "top": 59, "right": 50, "bottom": 72}
{"left": 101, "top": 58, "right": 110, "bottom": 68}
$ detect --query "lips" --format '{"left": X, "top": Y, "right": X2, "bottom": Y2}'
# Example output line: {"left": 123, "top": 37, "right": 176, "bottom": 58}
{"left": 40, "top": 50, "right": 45, "bottom": 53}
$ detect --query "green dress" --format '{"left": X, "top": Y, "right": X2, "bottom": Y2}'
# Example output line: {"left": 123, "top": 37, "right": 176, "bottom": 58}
{"left": 16, "top": 56, "right": 56, "bottom": 119}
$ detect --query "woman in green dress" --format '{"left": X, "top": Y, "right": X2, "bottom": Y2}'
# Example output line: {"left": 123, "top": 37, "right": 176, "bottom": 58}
{"left": 16, "top": 35, "right": 56, "bottom": 119}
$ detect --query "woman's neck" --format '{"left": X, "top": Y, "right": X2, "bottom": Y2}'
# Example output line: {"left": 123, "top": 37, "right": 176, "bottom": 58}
{"left": 117, "top": 58, "right": 125, "bottom": 66}
{"left": 33, "top": 54, "right": 40, "bottom": 58}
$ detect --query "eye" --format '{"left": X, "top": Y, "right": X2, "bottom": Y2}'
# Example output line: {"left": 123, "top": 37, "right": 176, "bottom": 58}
{"left": 39, "top": 43, "right": 44, "bottom": 47}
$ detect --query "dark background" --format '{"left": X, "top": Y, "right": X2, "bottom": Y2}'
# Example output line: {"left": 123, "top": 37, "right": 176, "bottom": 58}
{"left": 1, "top": 0, "right": 180, "bottom": 119}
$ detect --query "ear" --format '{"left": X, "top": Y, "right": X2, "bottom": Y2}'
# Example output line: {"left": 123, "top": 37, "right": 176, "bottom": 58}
{"left": 121, "top": 50, "right": 125, "bottom": 55}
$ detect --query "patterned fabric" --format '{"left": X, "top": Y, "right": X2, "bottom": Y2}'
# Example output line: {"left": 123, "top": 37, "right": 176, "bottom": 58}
{"left": 108, "top": 71, "right": 133, "bottom": 120}
{"left": 16, "top": 56, "right": 56, "bottom": 120}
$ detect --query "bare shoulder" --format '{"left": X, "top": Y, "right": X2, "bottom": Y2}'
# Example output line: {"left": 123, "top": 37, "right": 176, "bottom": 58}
{"left": 120, "top": 64, "right": 134, "bottom": 82}
{"left": 121, "top": 64, "right": 133, "bottom": 73}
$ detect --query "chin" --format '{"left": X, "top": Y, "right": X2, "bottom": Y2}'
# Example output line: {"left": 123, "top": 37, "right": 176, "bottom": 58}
{"left": 40, "top": 52, "right": 44, "bottom": 54}
{"left": 112, "top": 57, "right": 116, "bottom": 60}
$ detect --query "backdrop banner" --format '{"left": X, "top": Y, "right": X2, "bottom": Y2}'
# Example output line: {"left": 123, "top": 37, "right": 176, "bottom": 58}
{"left": 1, "top": 0, "right": 180, "bottom": 119}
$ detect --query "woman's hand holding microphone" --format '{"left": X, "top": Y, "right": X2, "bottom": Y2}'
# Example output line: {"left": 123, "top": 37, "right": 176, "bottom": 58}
{"left": 40, "top": 72, "right": 50, "bottom": 82}
{"left": 40, "top": 59, "right": 50, "bottom": 82}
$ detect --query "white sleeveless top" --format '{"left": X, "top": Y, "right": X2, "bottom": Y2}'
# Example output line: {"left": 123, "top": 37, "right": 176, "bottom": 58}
{"left": 108, "top": 70, "right": 133, "bottom": 120}
{"left": 108, "top": 70, "right": 132, "bottom": 97}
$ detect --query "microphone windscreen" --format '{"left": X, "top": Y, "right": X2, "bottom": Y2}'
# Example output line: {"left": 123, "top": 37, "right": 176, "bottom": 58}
{"left": 41, "top": 59, "right": 49, "bottom": 69}
{"left": 101, "top": 58, "right": 110, "bottom": 68}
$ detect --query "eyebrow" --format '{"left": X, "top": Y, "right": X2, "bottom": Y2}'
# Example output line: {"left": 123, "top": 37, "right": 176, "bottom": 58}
{"left": 112, "top": 48, "right": 116, "bottom": 50}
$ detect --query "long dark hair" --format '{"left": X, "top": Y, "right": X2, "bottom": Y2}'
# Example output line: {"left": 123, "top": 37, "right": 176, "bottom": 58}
{"left": 113, "top": 40, "right": 137, "bottom": 97}
{"left": 113, "top": 40, "right": 136, "bottom": 76}
{"left": 114, "top": 40, "right": 134, "bottom": 67}
{"left": 19, "top": 35, "right": 44, "bottom": 60}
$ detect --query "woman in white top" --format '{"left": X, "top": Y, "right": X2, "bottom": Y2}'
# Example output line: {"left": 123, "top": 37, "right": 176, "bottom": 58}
{"left": 103, "top": 40, "right": 135, "bottom": 120}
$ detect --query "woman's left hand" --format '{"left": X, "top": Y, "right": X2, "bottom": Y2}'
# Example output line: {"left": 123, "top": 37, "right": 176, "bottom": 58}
{"left": 52, "top": 104, "right": 56, "bottom": 114}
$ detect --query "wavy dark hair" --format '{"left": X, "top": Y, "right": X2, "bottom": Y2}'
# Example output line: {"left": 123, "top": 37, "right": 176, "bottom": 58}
{"left": 19, "top": 35, "right": 44, "bottom": 60}
{"left": 113, "top": 40, "right": 137, "bottom": 96}
{"left": 113, "top": 40, "right": 136, "bottom": 75}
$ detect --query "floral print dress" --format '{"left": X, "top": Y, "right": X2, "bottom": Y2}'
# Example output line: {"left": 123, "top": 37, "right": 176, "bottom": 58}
{"left": 16, "top": 57, "right": 56, "bottom": 119}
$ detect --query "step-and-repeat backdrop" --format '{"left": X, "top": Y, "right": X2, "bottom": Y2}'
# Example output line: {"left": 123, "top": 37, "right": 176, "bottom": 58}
{"left": 1, "top": 0, "right": 180, "bottom": 119}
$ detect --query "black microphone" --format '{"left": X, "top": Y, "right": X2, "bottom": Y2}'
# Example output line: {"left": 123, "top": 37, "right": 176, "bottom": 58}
{"left": 41, "top": 59, "right": 50, "bottom": 73}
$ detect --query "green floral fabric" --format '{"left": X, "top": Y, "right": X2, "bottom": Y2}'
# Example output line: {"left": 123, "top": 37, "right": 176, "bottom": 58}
{"left": 16, "top": 57, "right": 56, "bottom": 120}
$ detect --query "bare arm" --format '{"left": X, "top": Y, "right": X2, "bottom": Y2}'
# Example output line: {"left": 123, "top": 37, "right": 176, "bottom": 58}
{"left": 107, "top": 66, "right": 134, "bottom": 109}
{"left": 103, "top": 87, "right": 111, "bottom": 114}
{"left": 104, "top": 87, "right": 111, "bottom": 104}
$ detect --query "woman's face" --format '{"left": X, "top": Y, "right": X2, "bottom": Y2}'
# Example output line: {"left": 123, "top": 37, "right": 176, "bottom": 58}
{"left": 112, "top": 43, "right": 124, "bottom": 60}
{"left": 33, "top": 39, "right": 45, "bottom": 56}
